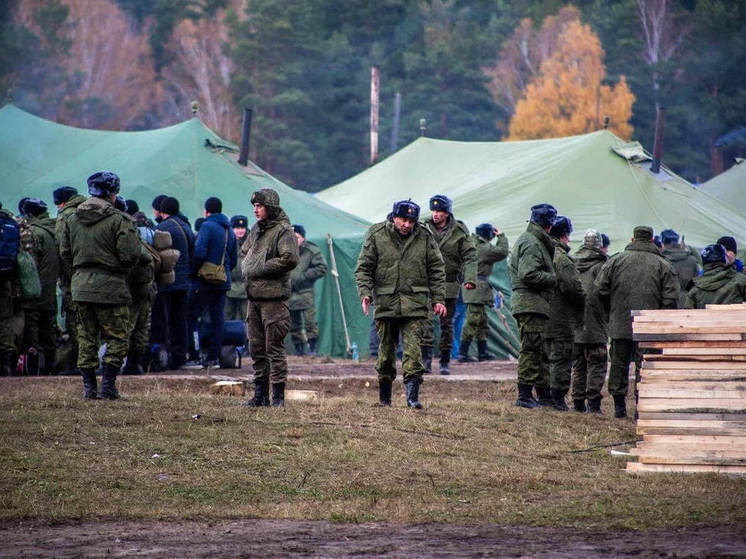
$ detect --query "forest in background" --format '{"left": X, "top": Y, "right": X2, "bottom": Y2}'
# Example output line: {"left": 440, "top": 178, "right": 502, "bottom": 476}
{"left": 1, "top": 0, "right": 744, "bottom": 191}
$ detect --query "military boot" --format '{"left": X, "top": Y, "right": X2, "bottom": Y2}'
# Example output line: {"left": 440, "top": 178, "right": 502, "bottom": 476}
{"left": 308, "top": 338, "right": 318, "bottom": 356}
{"left": 587, "top": 396, "right": 602, "bottom": 414}
{"left": 244, "top": 380, "right": 270, "bottom": 407}
{"left": 60, "top": 348, "right": 81, "bottom": 376}
{"left": 458, "top": 341, "right": 477, "bottom": 363}
{"left": 378, "top": 378, "right": 392, "bottom": 406}
{"left": 271, "top": 382, "right": 286, "bottom": 407}
{"left": 421, "top": 346, "right": 433, "bottom": 374}
{"left": 405, "top": 379, "right": 423, "bottom": 409}
{"left": 100, "top": 364, "right": 124, "bottom": 400}
{"left": 477, "top": 341, "right": 496, "bottom": 361}
{"left": 294, "top": 342, "right": 306, "bottom": 356}
{"left": 613, "top": 394, "right": 627, "bottom": 418}
{"left": 121, "top": 349, "right": 144, "bottom": 375}
{"left": 573, "top": 398, "right": 586, "bottom": 413}
{"left": 515, "top": 383, "right": 537, "bottom": 409}
{"left": 0, "top": 352, "right": 12, "bottom": 376}
{"left": 439, "top": 350, "right": 450, "bottom": 375}
{"left": 81, "top": 368, "right": 99, "bottom": 400}
{"left": 550, "top": 389, "right": 569, "bottom": 411}
{"left": 535, "top": 385, "right": 553, "bottom": 407}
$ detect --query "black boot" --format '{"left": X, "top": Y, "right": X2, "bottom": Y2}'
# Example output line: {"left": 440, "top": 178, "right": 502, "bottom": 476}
{"left": 294, "top": 342, "right": 306, "bottom": 356}
{"left": 378, "top": 379, "right": 392, "bottom": 406}
{"left": 405, "top": 379, "right": 423, "bottom": 409}
{"left": 613, "top": 394, "right": 627, "bottom": 418}
{"left": 477, "top": 340, "right": 496, "bottom": 361}
{"left": 573, "top": 398, "right": 586, "bottom": 413}
{"left": 439, "top": 350, "right": 450, "bottom": 375}
{"left": 122, "top": 349, "right": 144, "bottom": 375}
{"left": 458, "top": 340, "right": 477, "bottom": 363}
{"left": 100, "top": 364, "right": 123, "bottom": 400}
{"left": 421, "top": 346, "right": 433, "bottom": 374}
{"left": 551, "top": 389, "right": 569, "bottom": 411}
{"left": 271, "top": 382, "right": 285, "bottom": 407}
{"left": 25, "top": 349, "right": 40, "bottom": 375}
{"left": 515, "top": 383, "right": 537, "bottom": 408}
{"left": 308, "top": 338, "right": 317, "bottom": 356}
{"left": 587, "top": 396, "right": 602, "bottom": 414}
{"left": 81, "top": 368, "right": 99, "bottom": 400}
{"left": 244, "top": 380, "right": 270, "bottom": 407}
{"left": 536, "top": 385, "right": 553, "bottom": 407}
{"left": 0, "top": 352, "right": 12, "bottom": 376}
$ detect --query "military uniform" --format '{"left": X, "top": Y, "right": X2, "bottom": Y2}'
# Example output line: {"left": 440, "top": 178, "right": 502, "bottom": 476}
{"left": 685, "top": 262, "right": 746, "bottom": 308}
{"left": 662, "top": 244, "right": 700, "bottom": 307}
{"left": 0, "top": 207, "right": 21, "bottom": 374}
{"left": 594, "top": 227, "right": 679, "bottom": 417}
{"left": 226, "top": 232, "right": 249, "bottom": 321}
{"left": 289, "top": 239, "right": 328, "bottom": 354}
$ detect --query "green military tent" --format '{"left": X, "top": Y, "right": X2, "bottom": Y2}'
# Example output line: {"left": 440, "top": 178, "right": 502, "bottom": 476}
{"left": 701, "top": 159, "right": 746, "bottom": 223}
{"left": 319, "top": 130, "right": 746, "bottom": 358}
{"left": 0, "top": 103, "right": 372, "bottom": 358}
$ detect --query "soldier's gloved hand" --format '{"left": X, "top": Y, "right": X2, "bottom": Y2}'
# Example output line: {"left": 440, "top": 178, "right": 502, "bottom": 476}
{"left": 361, "top": 296, "right": 371, "bottom": 316}
{"left": 463, "top": 282, "right": 476, "bottom": 290}
{"left": 433, "top": 303, "right": 447, "bottom": 317}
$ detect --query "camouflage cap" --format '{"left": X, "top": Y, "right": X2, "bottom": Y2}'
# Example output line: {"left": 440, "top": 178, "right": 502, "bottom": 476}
{"left": 633, "top": 225, "right": 654, "bottom": 241}
{"left": 583, "top": 228, "right": 602, "bottom": 249}
{"left": 251, "top": 188, "right": 280, "bottom": 208}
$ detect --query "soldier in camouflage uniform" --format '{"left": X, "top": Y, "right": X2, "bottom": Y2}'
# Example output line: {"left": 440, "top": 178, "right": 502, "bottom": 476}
{"left": 242, "top": 189, "right": 299, "bottom": 408}
{"left": 660, "top": 229, "right": 700, "bottom": 307}
{"left": 570, "top": 229, "right": 609, "bottom": 413}
{"left": 59, "top": 172, "right": 141, "bottom": 399}
{"left": 0, "top": 203, "right": 21, "bottom": 375}
{"left": 355, "top": 199, "right": 446, "bottom": 409}
{"left": 594, "top": 226, "right": 680, "bottom": 418}
{"left": 421, "top": 195, "right": 476, "bottom": 375}
{"left": 226, "top": 215, "right": 249, "bottom": 321}
{"left": 459, "top": 223, "right": 509, "bottom": 362}
{"left": 685, "top": 244, "right": 746, "bottom": 308}
{"left": 544, "top": 216, "right": 585, "bottom": 411}
{"left": 20, "top": 198, "right": 60, "bottom": 374}
{"left": 509, "top": 204, "right": 557, "bottom": 409}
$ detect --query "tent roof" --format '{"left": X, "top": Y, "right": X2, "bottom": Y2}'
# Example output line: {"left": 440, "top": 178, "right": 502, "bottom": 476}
{"left": 0, "top": 104, "right": 369, "bottom": 238}
{"left": 701, "top": 159, "right": 746, "bottom": 217}
{"left": 318, "top": 131, "right": 746, "bottom": 251}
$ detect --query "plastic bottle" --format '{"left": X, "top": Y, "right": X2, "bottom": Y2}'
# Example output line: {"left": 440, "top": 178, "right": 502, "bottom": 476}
{"left": 351, "top": 342, "right": 359, "bottom": 363}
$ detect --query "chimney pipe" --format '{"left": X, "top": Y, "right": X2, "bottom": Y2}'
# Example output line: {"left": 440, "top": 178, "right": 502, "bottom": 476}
{"left": 370, "top": 67, "right": 380, "bottom": 164}
{"left": 390, "top": 92, "right": 401, "bottom": 153}
{"left": 651, "top": 106, "right": 665, "bottom": 174}
{"left": 238, "top": 108, "right": 253, "bottom": 167}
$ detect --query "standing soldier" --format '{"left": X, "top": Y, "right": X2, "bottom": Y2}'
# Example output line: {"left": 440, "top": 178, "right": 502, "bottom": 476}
{"left": 571, "top": 229, "right": 609, "bottom": 414}
{"left": 242, "top": 189, "right": 298, "bottom": 407}
{"left": 59, "top": 171, "right": 141, "bottom": 399}
{"left": 685, "top": 244, "right": 746, "bottom": 308}
{"left": 544, "top": 216, "right": 585, "bottom": 411}
{"left": 660, "top": 229, "right": 699, "bottom": 306}
{"left": 421, "top": 195, "right": 476, "bottom": 375}
{"left": 355, "top": 199, "right": 446, "bottom": 409}
{"left": 225, "top": 215, "right": 249, "bottom": 321}
{"left": 459, "top": 223, "right": 509, "bottom": 362}
{"left": 509, "top": 204, "right": 558, "bottom": 409}
{"left": 594, "top": 226, "right": 680, "bottom": 418}
{"left": 20, "top": 198, "right": 59, "bottom": 374}
{"left": 0, "top": 202, "right": 21, "bottom": 376}
{"left": 289, "top": 224, "right": 328, "bottom": 356}
{"left": 55, "top": 186, "right": 87, "bottom": 375}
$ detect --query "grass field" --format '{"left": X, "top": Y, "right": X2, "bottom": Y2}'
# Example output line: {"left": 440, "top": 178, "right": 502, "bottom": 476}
{"left": 1, "top": 375, "right": 744, "bottom": 530}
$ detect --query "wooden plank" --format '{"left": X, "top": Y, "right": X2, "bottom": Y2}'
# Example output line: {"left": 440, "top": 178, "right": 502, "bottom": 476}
{"left": 644, "top": 354, "right": 746, "bottom": 362}
{"left": 637, "top": 455, "right": 746, "bottom": 466}
{"left": 633, "top": 333, "right": 742, "bottom": 341}
{"left": 637, "top": 412, "right": 746, "bottom": 421}
{"left": 638, "top": 381, "right": 746, "bottom": 390}
{"left": 637, "top": 387, "right": 746, "bottom": 399}
{"left": 637, "top": 398, "right": 746, "bottom": 412}
{"left": 629, "top": 446, "right": 746, "bottom": 458}
{"left": 704, "top": 303, "right": 746, "bottom": 310}
{"left": 634, "top": 325, "right": 746, "bottom": 335}
{"left": 637, "top": 427, "right": 746, "bottom": 436}
{"left": 637, "top": 419, "right": 746, "bottom": 429}
{"left": 641, "top": 434, "right": 746, "bottom": 444}
{"left": 626, "top": 462, "right": 746, "bottom": 474}
{"left": 642, "top": 360, "right": 746, "bottom": 370}
{"left": 639, "top": 371, "right": 746, "bottom": 382}
{"left": 633, "top": 305, "right": 746, "bottom": 316}
{"left": 662, "top": 347, "right": 746, "bottom": 356}
{"left": 639, "top": 341, "right": 746, "bottom": 349}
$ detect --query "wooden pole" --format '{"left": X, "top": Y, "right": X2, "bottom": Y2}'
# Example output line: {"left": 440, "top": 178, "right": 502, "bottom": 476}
{"left": 370, "top": 66, "right": 379, "bottom": 164}
{"left": 326, "top": 234, "right": 352, "bottom": 355}
{"left": 390, "top": 91, "right": 401, "bottom": 153}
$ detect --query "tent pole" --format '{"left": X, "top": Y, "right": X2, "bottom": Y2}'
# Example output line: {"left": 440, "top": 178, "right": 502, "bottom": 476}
{"left": 326, "top": 234, "right": 352, "bottom": 355}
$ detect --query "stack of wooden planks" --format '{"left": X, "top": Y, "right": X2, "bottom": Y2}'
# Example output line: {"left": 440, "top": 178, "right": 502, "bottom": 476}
{"left": 627, "top": 303, "right": 746, "bottom": 474}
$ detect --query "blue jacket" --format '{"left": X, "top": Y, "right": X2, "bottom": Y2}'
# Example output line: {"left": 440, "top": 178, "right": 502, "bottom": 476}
{"left": 156, "top": 215, "right": 194, "bottom": 292}
{"left": 192, "top": 213, "right": 237, "bottom": 291}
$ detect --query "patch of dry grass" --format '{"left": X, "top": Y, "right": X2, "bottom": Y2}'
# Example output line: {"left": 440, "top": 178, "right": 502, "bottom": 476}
{"left": 0, "top": 377, "right": 744, "bottom": 528}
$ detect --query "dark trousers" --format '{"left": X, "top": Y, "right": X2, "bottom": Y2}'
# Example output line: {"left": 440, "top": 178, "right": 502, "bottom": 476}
{"left": 150, "top": 290, "right": 189, "bottom": 362}
{"left": 608, "top": 338, "right": 640, "bottom": 397}
{"left": 188, "top": 287, "right": 227, "bottom": 361}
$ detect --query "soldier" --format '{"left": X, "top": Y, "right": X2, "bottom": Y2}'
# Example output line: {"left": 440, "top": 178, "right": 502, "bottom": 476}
{"left": 544, "top": 216, "right": 585, "bottom": 411}
{"left": 459, "top": 223, "right": 509, "bottom": 362}
{"left": 685, "top": 244, "right": 746, "bottom": 308}
{"left": 0, "top": 202, "right": 21, "bottom": 376}
{"left": 59, "top": 171, "right": 141, "bottom": 399}
{"left": 509, "top": 204, "right": 558, "bottom": 409}
{"left": 242, "top": 189, "right": 298, "bottom": 407}
{"left": 289, "top": 224, "right": 328, "bottom": 356}
{"left": 20, "top": 198, "right": 59, "bottom": 374}
{"left": 355, "top": 199, "right": 446, "bottom": 409}
{"left": 660, "top": 229, "right": 700, "bottom": 306}
{"left": 716, "top": 236, "right": 743, "bottom": 272}
{"left": 125, "top": 199, "right": 155, "bottom": 246}
{"left": 571, "top": 229, "right": 609, "bottom": 414}
{"left": 421, "top": 195, "right": 476, "bottom": 375}
{"left": 225, "top": 215, "right": 249, "bottom": 321}
{"left": 594, "top": 226, "right": 680, "bottom": 418}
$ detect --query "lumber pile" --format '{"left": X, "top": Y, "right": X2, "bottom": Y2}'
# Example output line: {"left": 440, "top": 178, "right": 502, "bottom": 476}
{"left": 627, "top": 303, "right": 746, "bottom": 475}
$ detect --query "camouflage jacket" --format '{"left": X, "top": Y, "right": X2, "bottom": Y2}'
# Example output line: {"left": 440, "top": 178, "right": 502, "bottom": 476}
{"left": 423, "top": 215, "right": 477, "bottom": 299}
{"left": 572, "top": 245, "right": 608, "bottom": 344}
{"left": 544, "top": 238, "right": 585, "bottom": 339}
{"left": 685, "top": 263, "right": 746, "bottom": 309}
{"left": 509, "top": 222, "right": 557, "bottom": 317}
{"left": 228, "top": 233, "right": 248, "bottom": 300}
{"left": 662, "top": 244, "right": 700, "bottom": 306}
{"left": 55, "top": 194, "right": 87, "bottom": 288}
{"left": 289, "top": 240, "right": 328, "bottom": 311}
{"left": 462, "top": 233, "right": 509, "bottom": 305}
{"left": 25, "top": 212, "right": 60, "bottom": 311}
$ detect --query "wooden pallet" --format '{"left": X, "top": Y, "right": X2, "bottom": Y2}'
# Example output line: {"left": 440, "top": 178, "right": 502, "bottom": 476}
{"left": 628, "top": 304, "right": 746, "bottom": 475}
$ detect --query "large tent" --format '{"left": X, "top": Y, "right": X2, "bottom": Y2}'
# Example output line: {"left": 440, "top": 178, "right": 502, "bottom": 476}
{"left": 0, "top": 104, "right": 372, "bottom": 358}
{"left": 701, "top": 159, "right": 746, "bottom": 220}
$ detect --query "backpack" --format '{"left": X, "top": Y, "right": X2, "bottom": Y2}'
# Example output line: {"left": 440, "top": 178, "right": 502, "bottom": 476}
{"left": 0, "top": 213, "right": 20, "bottom": 276}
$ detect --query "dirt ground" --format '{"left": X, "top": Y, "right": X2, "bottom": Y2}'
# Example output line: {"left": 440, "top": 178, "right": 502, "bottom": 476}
{"left": 1, "top": 519, "right": 743, "bottom": 558}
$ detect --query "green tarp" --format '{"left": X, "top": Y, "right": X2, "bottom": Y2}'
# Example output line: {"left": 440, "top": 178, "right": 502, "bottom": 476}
{"left": 701, "top": 159, "right": 746, "bottom": 220}
{"left": 0, "top": 104, "right": 372, "bottom": 358}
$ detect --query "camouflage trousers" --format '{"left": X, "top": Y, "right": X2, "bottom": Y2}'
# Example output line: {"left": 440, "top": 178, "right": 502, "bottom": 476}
{"left": 225, "top": 297, "right": 248, "bottom": 321}
{"left": 0, "top": 281, "right": 21, "bottom": 353}
{"left": 571, "top": 343, "right": 608, "bottom": 401}
{"left": 290, "top": 307, "right": 318, "bottom": 345}
{"left": 128, "top": 298, "right": 152, "bottom": 355}
{"left": 461, "top": 304, "right": 488, "bottom": 343}
{"left": 421, "top": 298, "right": 457, "bottom": 354}
{"left": 375, "top": 317, "right": 426, "bottom": 383}
{"left": 76, "top": 303, "right": 130, "bottom": 370}
{"left": 515, "top": 313, "right": 549, "bottom": 389}
{"left": 247, "top": 299, "right": 290, "bottom": 385}
{"left": 608, "top": 338, "right": 641, "bottom": 397}
{"left": 22, "top": 306, "right": 57, "bottom": 359}
{"left": 545, "top": 337, "right": 574, "bottom": 394}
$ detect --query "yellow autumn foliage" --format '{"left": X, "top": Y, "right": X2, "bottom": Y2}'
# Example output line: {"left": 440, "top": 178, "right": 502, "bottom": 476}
{"left": 507, "top": 20, "right": 634, "bottom": 140}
